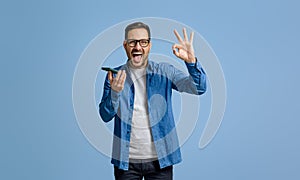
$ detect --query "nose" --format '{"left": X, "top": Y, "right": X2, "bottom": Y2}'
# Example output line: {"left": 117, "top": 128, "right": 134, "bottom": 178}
{"left": 133, "top": 41, "right": 142, "bottom": 50}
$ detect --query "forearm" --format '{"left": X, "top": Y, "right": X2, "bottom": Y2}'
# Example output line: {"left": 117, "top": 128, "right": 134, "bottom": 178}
{"left": 99, "top": 97, "right": 116, "bottom": 122}
{"left": 185, "top": 58, "right": 207, "bottom": 95}
{"left": 99, "top": 78, "right": 120, "bottom": 122}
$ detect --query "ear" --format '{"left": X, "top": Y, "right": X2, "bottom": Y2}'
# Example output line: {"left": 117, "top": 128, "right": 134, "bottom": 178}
{"left": 123, "top": 41, "right": 127, "bottom": 49}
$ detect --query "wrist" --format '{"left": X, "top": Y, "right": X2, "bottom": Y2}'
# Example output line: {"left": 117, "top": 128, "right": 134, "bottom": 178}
{"left": 186, "top": 57, "right": 196, "bottom": 63}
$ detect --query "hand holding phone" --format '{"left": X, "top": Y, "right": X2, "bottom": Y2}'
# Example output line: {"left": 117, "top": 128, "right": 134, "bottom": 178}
{"left": 105, "top": 69, "right": 126, "bottom": 93}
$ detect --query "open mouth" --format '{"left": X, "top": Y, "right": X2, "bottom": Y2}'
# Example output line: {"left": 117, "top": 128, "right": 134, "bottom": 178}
{"left": 132, "top": 52, "right": 143, "bottom": 63}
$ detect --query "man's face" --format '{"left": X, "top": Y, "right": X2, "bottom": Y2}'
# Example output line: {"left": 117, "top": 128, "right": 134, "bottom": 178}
{"left": 123, "top": 28, "right": 151, "bottom": 68}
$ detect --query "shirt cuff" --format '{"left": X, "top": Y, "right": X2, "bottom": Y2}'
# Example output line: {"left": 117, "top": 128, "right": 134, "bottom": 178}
{"left": 185, "top": 57, "right": 202, "bottom": 72}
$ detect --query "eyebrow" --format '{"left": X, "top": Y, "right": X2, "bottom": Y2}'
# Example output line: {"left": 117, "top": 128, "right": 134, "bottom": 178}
{"left": 126, "top": 38, "right": 150, "bottom": 40}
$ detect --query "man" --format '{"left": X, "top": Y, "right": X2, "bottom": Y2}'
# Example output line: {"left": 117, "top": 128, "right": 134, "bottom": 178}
{"left": 99, "top": 22, "right": 206, "bottom": 180}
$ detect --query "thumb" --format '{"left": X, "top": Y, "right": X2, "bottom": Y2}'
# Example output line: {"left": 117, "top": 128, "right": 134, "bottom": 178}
{"left": 108, "top": 71, "right": 113, "bottom": 83}
{"left": 172, "top": 44, "right": 180, "bottom": 58}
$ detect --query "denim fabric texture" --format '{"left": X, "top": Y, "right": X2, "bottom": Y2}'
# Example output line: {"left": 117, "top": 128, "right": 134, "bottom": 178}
{"left": 99, "top": 59, "right": 206, "bottom": 170}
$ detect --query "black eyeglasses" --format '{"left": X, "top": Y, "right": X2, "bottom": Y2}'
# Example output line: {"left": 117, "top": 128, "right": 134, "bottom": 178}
{"left": 126, "top": 38, "right": 151, "bottom": 47}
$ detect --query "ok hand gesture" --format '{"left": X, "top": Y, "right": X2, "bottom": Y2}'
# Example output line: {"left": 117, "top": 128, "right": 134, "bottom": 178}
{"left": 172, "top": 28, "right": 196, "bottom": 63}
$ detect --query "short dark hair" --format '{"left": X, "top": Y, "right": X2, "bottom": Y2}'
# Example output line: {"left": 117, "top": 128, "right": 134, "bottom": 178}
{"left": 125, "top": 22, "right": 151, "bottom": 40}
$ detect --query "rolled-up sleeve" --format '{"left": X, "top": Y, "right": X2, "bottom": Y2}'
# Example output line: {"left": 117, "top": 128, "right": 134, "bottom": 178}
{"left": 185, "top": 58, "right": 207, "bottom": 95}
{"left": 99, "top": 74, "right": 120, "bottom": 122}
{"left": 171, "top": 58, "right": 206, "bottom": 95}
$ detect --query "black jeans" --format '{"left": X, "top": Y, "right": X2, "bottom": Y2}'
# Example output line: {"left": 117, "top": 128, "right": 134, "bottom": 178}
{"left": 114, "top": 160, "right": 173, "bottom": 180}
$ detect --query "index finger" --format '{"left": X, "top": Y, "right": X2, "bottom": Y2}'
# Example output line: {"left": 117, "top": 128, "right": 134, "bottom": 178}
{"left": 115, "top": 70, "right": 122, "bottom": 81}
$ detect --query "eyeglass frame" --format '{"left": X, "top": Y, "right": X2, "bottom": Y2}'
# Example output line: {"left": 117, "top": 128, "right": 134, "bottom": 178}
{"left": 125, "top": 38, "right": 151, "bottom": 47}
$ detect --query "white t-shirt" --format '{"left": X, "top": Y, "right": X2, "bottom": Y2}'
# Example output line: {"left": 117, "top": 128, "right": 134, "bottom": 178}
{"left": 128, "top": 67, "right": 158, "bottom": 160}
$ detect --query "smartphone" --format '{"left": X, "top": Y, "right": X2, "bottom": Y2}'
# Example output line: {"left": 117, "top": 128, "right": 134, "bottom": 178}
{"left": 101, "top": 67, "right": 118, "bottom": 74}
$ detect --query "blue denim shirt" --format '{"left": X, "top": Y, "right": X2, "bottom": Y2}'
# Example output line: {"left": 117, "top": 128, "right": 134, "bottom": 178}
{"left": 99, "top": 59, "right": 206, "bottom": 170}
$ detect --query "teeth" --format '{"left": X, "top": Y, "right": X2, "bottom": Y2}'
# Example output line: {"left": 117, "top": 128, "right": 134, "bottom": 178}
{"left": 132, "top": 52, "right": 142, "bottom": 55}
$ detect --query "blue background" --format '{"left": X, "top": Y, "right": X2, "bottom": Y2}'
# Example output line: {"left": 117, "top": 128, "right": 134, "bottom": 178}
{"left": 1, "top": 0, "right": 300, "bottom": 179}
